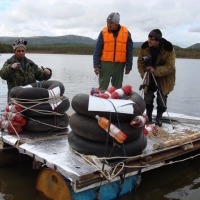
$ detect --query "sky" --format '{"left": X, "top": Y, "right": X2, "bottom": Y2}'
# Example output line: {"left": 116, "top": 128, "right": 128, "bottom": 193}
{"left": 0, "top": 0, "right": 199, "bottom": 48}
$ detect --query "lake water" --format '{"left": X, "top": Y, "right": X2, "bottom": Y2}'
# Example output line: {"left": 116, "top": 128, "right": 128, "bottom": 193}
{"left": 0, "top": 54, "right": 200, "bottom": 200}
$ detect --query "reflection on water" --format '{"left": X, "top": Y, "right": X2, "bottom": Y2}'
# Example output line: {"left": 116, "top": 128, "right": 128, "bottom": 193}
{"left": 165, "top": 177, "right": 200, "bottom": 200}
{"left": 0, "top": 162, "right": 43, "bottom": 200}
{"left": 0, "top": 54, "right": 200, "bottom": 200}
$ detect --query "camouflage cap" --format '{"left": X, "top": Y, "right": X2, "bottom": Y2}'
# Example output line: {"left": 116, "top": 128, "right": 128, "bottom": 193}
{"left": 13, "top": 39, "right": 27, "bottom": 50}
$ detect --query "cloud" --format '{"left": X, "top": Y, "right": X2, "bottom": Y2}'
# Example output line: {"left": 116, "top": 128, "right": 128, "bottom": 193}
{"left": 189, "top": 26, "right": 200, "bottom": 32}
{"left": 0, "top": 0, "right": 199, "bottom": 47}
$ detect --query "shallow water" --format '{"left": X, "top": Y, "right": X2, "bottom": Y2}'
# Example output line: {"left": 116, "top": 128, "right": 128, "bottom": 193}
{"left": 119, "top": 153, "right": 200, "bottom": 200}
{"left": 0, "top": 54, "right": 200, "bottom": 200}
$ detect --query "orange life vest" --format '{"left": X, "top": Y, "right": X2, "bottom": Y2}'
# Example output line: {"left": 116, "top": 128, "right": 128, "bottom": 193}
{"left": 101, "top": 26, "right": 128, "bottom": 62}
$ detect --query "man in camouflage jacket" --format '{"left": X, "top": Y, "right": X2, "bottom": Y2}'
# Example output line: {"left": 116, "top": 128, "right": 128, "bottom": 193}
{"left": 0, "top": 39, "right": 52, "bottom": 101}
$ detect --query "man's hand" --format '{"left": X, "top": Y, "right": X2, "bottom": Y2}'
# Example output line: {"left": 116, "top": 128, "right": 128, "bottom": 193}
{"left": 94, "top": 68, "right": 100, "bottom": 76}
{"left": 125, "top": 69, "right": 131, "bottom": 74}
{"left": 146, "top": 66, "right": 155, "bottom": 73}
{"left": 11, "top": 63, "right": 20, "bottom": 70}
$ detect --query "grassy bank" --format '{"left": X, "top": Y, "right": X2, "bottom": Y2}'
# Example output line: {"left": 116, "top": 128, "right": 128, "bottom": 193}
{"left": 1, "top": 43, "right": 200, "bottom": 59}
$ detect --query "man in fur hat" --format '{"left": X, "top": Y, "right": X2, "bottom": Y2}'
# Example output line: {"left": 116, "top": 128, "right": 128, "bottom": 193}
{"left": 0, "top": 39, "right": 52, "bottom": 102}
{"left": 137, "top": 29, "right": 176, "bottom": 127}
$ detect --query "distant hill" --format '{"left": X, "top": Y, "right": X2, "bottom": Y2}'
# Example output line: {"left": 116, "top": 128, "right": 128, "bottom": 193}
{"left": 0, "top": 35, "right": 97, "bottom": 46}
{"left": 187, "top": 43, "right": 200, "bottom": 49}
{"left": 0, "top": 35, "right": 199, "bottom": 49}
{"left": 0, "top": 35, "right": 150, "bottom": 48}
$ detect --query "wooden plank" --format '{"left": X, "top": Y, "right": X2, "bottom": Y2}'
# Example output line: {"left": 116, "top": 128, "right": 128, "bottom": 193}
{"left": 75, "top": 139, "right": 200, "bottom": 189}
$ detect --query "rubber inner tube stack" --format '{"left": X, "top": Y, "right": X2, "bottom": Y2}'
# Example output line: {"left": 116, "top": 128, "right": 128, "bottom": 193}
{"left": 9, "top": 80, "right": 70, "bottom": 133}
{"left": 68, "top": 92, "right": 147, "bottom": 157}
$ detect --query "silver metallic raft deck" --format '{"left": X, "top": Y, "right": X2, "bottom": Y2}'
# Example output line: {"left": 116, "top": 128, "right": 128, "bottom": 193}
{"left": 1, "top": 112, "right": 200, "bottom": 192}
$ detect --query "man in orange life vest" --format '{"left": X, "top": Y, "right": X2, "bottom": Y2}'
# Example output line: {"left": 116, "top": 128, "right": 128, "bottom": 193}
{"left": 93, "top": 12, "right": 133, "bottom": 91}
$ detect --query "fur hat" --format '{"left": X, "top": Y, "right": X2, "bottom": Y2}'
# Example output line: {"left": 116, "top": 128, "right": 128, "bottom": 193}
{"left": 107, "top": 12, "right": 120, "bottom": 24}
{"left": 148, "top": 29, "right": 162, "bottom": 40}
{"left": 13, "top": 39, "right": 27, "bottom": 50}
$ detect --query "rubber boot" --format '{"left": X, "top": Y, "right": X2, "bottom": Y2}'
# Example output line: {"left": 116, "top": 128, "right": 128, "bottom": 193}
{"left": 146, "top": 105, "right": 154, "bottom": 123}
{"left": 155, "top": 110, "right": 163, "bottom": 127}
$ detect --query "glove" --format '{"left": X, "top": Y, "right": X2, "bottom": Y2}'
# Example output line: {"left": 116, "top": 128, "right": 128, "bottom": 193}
{"left": 43, "top": 68, "right": 51, "bottom": 75}
{"left": 11, "top": 63, "right": 20, "bottom": 70}
{"left": 41, "top": 66, "right": 51, "bottom": 76}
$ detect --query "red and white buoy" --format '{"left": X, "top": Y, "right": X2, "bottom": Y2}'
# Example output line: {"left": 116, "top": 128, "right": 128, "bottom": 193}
{"left": 5, "top": 104, "right": 23, "bottom": 113}
{"left": 2, "top": 112, "right": 26, "bottom": 126}
{"left": 104, "top": 86, "right": 116, "bottom": 98}
{"left": 143, "top": 124, "right": 157, "bottom": 136}
{"left": 90, "top": 87, "right": 101, "bottom": 96}
{"left": 130, "top": 115, "right": 149, "bottom": 128}
{"left": 1, "top": 104, "right": 26, "bottom": 135}
{"left": 111, "top": 85, "right": 132, "bottom": 99}
{"left": 91, "top": 86, "right": 117, "bottom": 99}
{"left": 0, "top": 120, "right": 22, "bottom": 135}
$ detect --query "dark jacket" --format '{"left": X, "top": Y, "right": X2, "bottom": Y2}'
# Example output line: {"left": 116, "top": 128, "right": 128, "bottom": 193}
{"left": 137, "top": 38, "right": 176, "bottom": 95}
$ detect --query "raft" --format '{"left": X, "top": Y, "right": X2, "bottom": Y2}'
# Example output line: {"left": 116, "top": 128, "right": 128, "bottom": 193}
{"left": 9, "top": 80, "right": 65, "bottom": 99}
{"left": 68, "top": 130, "right": 147, "bottom": 157}
{"left": 20, "top": 96, "right": 70, "bottom": 117}
{"left": 23, "top": 113, "right": 69, "bottom": 133}
{"left": 69, "top": 112, "right": 143, "bottom": 142}
{"left": 68, "top": 92, "right": 147, "bottom": 157}
{"left": 1, "top": 109, "right": 200, "bottom": 200}
{"left": 7, "top": 80, "right": 70, "bottom": 133}
{"left": 71, "top": 92, "right": 146, "bottom": 121}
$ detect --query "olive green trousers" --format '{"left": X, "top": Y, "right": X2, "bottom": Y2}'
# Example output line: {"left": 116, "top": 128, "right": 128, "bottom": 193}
{"left": 99, "top": 61, "right": 125, "bottom": 91}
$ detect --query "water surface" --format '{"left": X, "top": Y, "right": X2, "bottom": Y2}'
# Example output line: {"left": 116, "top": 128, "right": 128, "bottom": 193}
{"left": 0, "top": 54, "right": 200, "bottom": 200}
